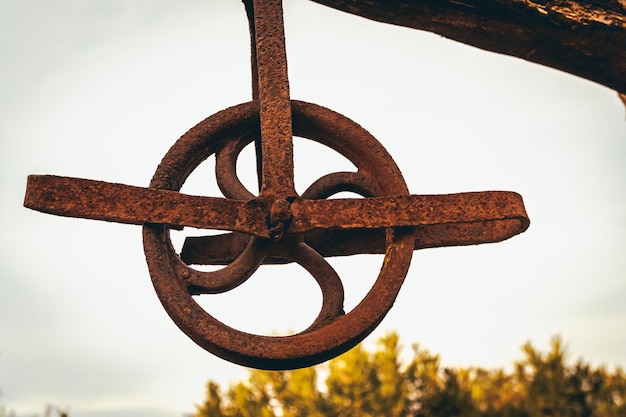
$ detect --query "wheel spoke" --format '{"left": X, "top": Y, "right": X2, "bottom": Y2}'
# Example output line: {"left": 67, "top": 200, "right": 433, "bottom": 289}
{"left": 215, "top": 133, "right": 257, "bottom": 200}
{"left": 269, "top": 240, "right": 345, "bottom": 332}
{"left": 301, "top": 171, "right": 375, "bottom": 199}
{"left": 178, "top": 237, "right": 267, "bottom": 295}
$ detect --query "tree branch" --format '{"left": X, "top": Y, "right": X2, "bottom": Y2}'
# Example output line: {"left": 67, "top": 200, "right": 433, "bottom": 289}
{"left": 309, "top": 0, "right": 626, "bottom": 93}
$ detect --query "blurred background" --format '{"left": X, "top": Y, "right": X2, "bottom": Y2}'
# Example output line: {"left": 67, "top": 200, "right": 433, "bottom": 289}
{"left": 1, "top": 1, "right": 625, "bottom": 416}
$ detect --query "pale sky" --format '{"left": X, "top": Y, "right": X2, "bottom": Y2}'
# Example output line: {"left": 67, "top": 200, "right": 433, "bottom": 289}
{"left": 1, "top": 1, "right": 625, "bottom": 416}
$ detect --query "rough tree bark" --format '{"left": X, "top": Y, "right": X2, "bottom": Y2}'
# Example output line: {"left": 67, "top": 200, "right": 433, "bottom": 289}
{"left": 309, "top": 0, "right": 626, "bottom": 94}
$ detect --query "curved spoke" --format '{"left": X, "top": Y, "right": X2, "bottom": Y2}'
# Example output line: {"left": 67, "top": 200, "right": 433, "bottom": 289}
{"left": 215, "top": 134, "right": 257, "bottom": 200}
{"left": 269, "top": 240, "right": 345, "bottom": 332}
{"left": 301, "top": 171, "right": 374, "bottom": 199}
{"left": 177, "top": 237, "right": 267, "bottom": 295}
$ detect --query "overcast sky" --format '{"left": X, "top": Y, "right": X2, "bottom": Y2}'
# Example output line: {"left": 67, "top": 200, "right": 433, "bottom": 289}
{"left": 1, "top": 1, "right": 625, "bottom": 416}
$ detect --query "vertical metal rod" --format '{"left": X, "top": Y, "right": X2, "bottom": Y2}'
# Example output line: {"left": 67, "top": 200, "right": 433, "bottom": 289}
{"left": 251, "top": 0, "right": 296, "bottom": 198}
{"left": 243, "top": 0, "right": 260, "bottom": 101}
{"left": 242, "top": 0, "right": 263, "bottom": 192}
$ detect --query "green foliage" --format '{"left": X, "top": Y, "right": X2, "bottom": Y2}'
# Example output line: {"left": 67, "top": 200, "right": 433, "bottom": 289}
{"left": 0, "top": 393, "right": 68, "bottom": 417}
{"left": 192, "top": 333, "right": 626, "bottom": 417}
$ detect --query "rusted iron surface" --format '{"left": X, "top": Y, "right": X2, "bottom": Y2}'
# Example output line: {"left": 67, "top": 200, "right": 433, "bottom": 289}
{"left": 24, "top": 175, "right": 527, "bottom": 240}
{"left": 289, "top": 192, "right": 528, "bottom": 232}
{"left": 142, "top": 88, "right": 530, "bottom": 369}
{"left": 182, "top": 219, "right": 527, "bottom": 265}
{"left": 24, "top": 175, "right": 272, "bottom": 236}
{"left": 142, "top": 97, "right": 415, "bottom": 369}
{"left": 23, "top": 0, "right": 531, "bottom": 369}
{"left": 252, "top": 0, "right": 295, "bottom": 197}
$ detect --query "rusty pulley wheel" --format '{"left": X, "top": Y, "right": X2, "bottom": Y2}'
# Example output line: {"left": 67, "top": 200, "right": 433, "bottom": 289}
{"left": 143, "top": 100, "right": 414, "bottom": 369}
{"left": 23, "top": 0, "right": 530, "bottom": 370}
